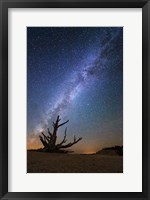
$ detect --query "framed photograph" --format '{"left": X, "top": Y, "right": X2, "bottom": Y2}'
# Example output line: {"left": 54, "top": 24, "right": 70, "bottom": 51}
{"left": 0, "top": 0, "right": 149, "bottom": 199}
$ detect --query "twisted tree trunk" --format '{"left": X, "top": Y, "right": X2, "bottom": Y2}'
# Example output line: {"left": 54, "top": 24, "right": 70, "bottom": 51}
{"left": 39, "top": 115, "right": 82, "bottom": 153}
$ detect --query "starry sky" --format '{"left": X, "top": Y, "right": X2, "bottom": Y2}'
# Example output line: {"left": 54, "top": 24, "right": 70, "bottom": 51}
{"left": 27, "top": 27, "right": 123, "bottom": 154}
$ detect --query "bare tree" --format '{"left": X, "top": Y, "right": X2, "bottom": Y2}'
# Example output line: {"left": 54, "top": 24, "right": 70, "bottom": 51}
{"left": 39, "top": 115, "right": 82, "bottom": 153}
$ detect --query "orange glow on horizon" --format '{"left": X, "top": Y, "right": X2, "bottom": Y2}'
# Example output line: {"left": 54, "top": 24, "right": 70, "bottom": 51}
{"left": 27, "top": 143, "right": 42, "bottom": 150}
{"left": 82, "top": 151, "right": 96, "bottom": 154}
{"left": 27, "top": 134, "right": 42, "bottom": 150}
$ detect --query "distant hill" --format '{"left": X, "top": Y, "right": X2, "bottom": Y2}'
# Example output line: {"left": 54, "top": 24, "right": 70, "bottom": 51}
{"left": 96, "top": 145, "right": 123, "bottom": 156}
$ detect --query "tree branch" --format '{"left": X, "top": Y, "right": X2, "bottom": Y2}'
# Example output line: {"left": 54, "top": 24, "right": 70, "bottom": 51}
{"left": 39, "top": 135, "right": 48, "bottom": 147}
{"left": 58, "top": 120, "right": 69, "bottom": 128}
{"left": 59, "top": 136, "right": 82, "bottom": 149}
{"left": 42, "top": 132, "right": 50, "bottom": 142}
{"left": 56, "top": 128, "right": 67, "bottom": 147}
{"left": 57, "top": 115, "right": 61, "bottom": 122}
{"left": 47, "top": 128, "right": 52, "bottom": 137}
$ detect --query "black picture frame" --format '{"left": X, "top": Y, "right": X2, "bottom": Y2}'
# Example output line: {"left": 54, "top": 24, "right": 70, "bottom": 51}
{"left": 0, "top": 0, "right": 150, "bottom": 199}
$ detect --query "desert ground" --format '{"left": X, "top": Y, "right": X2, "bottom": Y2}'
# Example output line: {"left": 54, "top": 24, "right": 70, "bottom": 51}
{"left": 27, "top": 151, "right": 123, "bottom": 173}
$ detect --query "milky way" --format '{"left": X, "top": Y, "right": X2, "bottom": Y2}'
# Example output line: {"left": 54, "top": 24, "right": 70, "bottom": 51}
{"left": 27, "top": 27, "right": 123, "bottom": 153}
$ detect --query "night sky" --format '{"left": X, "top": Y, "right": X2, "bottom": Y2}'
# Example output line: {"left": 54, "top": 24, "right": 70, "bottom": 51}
{"left": 27, "top": 27, "right": 123, "bottom": 154}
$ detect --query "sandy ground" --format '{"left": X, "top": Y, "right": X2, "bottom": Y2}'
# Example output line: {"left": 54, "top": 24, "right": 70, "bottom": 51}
{"left": 27, "top": 151, "right": 123, "bottom": 173}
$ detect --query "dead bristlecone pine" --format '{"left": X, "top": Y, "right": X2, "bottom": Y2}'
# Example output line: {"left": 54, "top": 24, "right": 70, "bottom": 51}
{"left": 39, "top": 115, "right": 82, "bottom": 153}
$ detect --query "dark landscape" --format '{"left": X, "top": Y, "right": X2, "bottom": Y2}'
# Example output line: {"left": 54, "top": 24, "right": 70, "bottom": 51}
{"left": 27, "top": 150, "right": 123, "bottom": 173}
